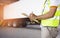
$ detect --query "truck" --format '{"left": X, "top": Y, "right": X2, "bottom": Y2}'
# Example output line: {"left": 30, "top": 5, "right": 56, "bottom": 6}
{"left": 0, "top": 0, "right": 41, "bottom": 27}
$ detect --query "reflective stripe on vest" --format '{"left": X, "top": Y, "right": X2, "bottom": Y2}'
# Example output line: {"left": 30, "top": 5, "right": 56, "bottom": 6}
{"left": 41, "top": 0, "right": 60, "bottom": 27}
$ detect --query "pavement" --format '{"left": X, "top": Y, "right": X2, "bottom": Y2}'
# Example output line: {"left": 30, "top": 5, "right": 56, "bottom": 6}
{"left": 0, "top": 25, "right": 60, "bottom": 38}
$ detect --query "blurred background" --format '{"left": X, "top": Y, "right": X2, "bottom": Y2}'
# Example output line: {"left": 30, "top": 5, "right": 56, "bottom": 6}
{"left": 0, "top": 0, "right": 60, "bottom": 38}
{"left": 0, "top": 0, "right": 40, "bottom": 28}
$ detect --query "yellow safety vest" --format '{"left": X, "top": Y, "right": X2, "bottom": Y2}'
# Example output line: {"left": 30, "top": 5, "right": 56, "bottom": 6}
{"left": 41, "top": 0, "right": 60, "bottom": 27}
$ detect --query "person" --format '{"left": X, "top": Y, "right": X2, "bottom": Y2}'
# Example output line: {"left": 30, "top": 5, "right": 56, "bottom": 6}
{"left": 29, "top": 0, "right": 60, "bottom": 38}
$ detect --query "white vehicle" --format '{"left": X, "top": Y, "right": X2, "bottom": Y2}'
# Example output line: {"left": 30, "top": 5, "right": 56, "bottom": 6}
{"left": 3, "top": 0, "right": 43, "bottom": 27}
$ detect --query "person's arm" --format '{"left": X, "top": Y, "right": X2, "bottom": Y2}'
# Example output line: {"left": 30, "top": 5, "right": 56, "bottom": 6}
{"left": 29, "top": 6, "right": 58, "bottom": 21}
{"left": 36, "top": 6, "right": 57, "bottom": 20}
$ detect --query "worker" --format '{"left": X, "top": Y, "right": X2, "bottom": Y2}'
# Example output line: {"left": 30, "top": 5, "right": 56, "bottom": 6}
{"left": 29, "top": 0, "right": 60, "bottom": 38}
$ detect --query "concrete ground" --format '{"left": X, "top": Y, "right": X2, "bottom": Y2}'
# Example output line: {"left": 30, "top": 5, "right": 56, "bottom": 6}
{"left": 0, "top": 25, "right": 60, "bottom": 38}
